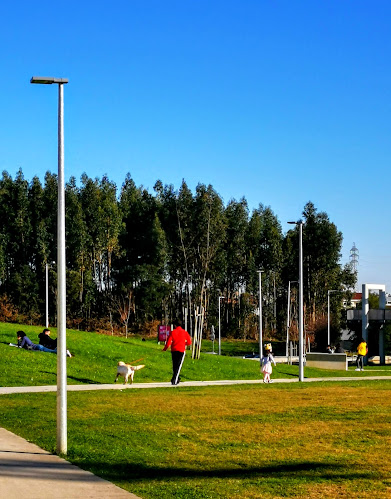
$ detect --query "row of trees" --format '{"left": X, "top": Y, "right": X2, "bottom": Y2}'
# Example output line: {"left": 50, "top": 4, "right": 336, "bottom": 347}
{"left": 0, "top": 169, "right": 356, "bottom": 346}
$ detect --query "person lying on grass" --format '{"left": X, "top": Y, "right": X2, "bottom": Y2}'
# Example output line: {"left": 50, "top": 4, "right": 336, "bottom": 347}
{"left": 16, "top": 330, "right": 72, "bottom": 357}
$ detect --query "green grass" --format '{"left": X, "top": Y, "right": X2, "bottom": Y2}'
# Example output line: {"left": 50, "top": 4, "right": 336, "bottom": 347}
{"left": 1, "top": 381, "right": 391, "bottom": 498}
{"left": 2, "top": 322, "right": 391, "bottom": 388}
{"left": 1, "top": 322, "right": 270, "bottom": 386}
{"left": 2, "top": 322, "right": 391, "bottom": 497}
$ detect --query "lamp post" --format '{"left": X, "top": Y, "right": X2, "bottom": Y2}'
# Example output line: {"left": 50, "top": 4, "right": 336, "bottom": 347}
{"left": 286, "top": 280, "right": 298, "bottom": 357}
{"left": 45, "top": 262, "right": 49, "bottom": 328}
{"left": 218, "top": 296, "right": 224, "bottom": 355}
{"left": 31, "top": 76, "right": 68, "bottom": 455}
{"left": 327, "top": 289, "right": 340, "bottom": 346}
{"left": 45, "top": 260, "right": 56, "bottom": 328}
{"left": 288, "top": 220, "right": 304, "bottom": 382}
{"left": 258, "top": 270, "right": 264, "bottom": 361}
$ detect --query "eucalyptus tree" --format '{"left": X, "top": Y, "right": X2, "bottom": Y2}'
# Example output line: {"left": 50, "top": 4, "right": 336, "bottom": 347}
{"left": 302, "top": 201, "right": 344, "bottom": 324}
{"left": 246, "top": 205, "right": 283, "bottom": 335}
{"left": 118, "top": 174, "right": 169, "bottom": 323}
{"left": 154, "top": 180, "right": 192, "bottom": 324}
{"left": 259, "top": 206, "right": 284, "bottom": 333}
{"left": 222, "top": 198, "right": 249, "bottom": 336}
{"left": 80, "top": 174, "right": 122, "bottom": 297}
{"left": 38, "top": 172, "right": 60, "bottom": 319}
{"left": 98, "top": 175, "right": 123, "bottom": 292}
{"left": 65, "top": 176, "right": 93, "bottom": 318}
{"left": 284, "top": 201, "right": 356, "bottom": 341}
{"left": 192, "top": 184, "right": 226, "bottom": 316}
{"left": 155, "top": 181, "right": 226, "bottom": 333}
{"left": 175, "top": 180, "right": 196, "bottom": 318}
{"left": 0, "top": 169, "right": 33, "bottom": 313}
{"left": 28, "top": 175, "right": 50, "bottom": 318}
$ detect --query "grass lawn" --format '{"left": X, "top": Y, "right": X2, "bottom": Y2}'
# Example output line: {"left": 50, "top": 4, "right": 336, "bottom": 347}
{"left": 2, "top": 322, "right": 391, "bottom": 497}
{"left": 1, "top": 381, "right": 391, "bottom": 498}
{"left": 2, "top": 322, "right": 391, "bottom": 388}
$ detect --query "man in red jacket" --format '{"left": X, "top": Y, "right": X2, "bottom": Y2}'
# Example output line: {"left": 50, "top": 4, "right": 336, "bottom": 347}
{"left": 163, "top": 319, "right": 192, "bottom": 385}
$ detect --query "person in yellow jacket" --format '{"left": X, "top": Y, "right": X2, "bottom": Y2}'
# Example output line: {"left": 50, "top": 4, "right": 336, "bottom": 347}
{"left": 355, "top": 338, "right": 368, "bottom": 371}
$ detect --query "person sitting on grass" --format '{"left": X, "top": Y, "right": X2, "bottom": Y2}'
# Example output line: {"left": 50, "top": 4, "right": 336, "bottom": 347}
{"left": 38, "top": 328, "right": 57, "bottom": 350}
{"left": 261, "top": 343, "right": 276, "bottom": 383}
{"left": 17, "top": 331, "right": 72, "bottom": 357}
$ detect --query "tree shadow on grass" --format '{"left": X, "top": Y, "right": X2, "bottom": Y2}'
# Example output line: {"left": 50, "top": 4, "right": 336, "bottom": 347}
{"left": 67, "top": 375, "right": 101, "bottom": 384}
{"left": 40, "top": 372, "right": 101, "bottom": 384}
{"left": 276, "top": 370, "right": 298, "bottom": 377}
{"left": 79, "top": 460, "right": 373, "bottom": 484}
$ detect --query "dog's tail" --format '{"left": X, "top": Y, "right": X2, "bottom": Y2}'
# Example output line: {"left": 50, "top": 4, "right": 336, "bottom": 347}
{"left": 133, "top": 364, "right": 145, "bottom": 371}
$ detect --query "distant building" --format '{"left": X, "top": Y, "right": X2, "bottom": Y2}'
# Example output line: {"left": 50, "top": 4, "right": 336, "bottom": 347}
{"left": 343, "top": 292, "right": 362, "bottom": 309}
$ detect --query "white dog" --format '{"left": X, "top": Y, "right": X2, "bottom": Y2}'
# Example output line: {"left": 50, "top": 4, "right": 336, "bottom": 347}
{"left": 115, "top": 361, "right": 145, "bottom": 384}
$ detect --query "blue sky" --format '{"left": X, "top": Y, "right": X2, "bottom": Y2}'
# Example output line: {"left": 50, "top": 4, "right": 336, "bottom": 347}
{"left": 1, "top": 0, "right": 390, "bottom": 291}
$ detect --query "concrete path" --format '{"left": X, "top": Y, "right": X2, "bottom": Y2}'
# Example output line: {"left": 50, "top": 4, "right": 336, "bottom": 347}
{"left": 0, "top": 427, "right": 140, "bottom": 498}
{"left": 1, "top": 375, "right": 390, "bottom": 498}
{"left": 1, "top": 375, "right": 391, "bottom": 395}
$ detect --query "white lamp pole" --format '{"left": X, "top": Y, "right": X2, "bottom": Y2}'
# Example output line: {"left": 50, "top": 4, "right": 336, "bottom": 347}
{"left": 45, "top": 262, "right": 49, "bottom": 328}
{"left": 45, "top": 260, "right": 56, "bottom": 328}
{"left": 31, "top": 76, "right": 68, "bottom": 455}
{"left": 218, "top": 296, "right": 224, "bottom": 355}
{"left": 286, "top": 281, "right": 298, "bottom": 357}
{"left": 258, "top": 270, "right": 263, "bottom": 362}
{"left": 298, "top": 221, "right": 304, "bottom": 382}
{"left": 288, "top": 220, "right": 304, "bottom": 382}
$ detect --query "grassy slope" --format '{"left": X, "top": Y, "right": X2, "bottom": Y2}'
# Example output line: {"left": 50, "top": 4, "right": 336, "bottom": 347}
{"left": 2, "top": 322, "right": 391, "bottom": 387}
{"left": 1, "top": 322, "right": 268, "bottom": 386}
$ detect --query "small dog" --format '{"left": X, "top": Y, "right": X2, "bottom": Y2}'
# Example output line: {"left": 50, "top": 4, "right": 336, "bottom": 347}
{"left": 115, "top": 361, "right": 145, "bottom": 384}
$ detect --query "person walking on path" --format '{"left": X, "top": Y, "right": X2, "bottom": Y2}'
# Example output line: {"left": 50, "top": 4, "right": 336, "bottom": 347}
{"left": 162, "top": 319, "right": 191, "bottom": 385}
{"left": 261, "top": 343, "right": 276, "bottom": 383}
{"left": 355, "top": 338, "right": 368, "bottom": 371}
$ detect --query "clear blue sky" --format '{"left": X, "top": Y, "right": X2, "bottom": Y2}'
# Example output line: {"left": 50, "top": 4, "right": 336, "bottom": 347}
{"left": 1, "top": 0, "right": 390, "bottom": 291}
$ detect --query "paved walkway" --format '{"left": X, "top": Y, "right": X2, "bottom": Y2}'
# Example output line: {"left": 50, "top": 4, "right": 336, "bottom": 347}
{"left": 1, "top": 375, "right": 391, "bottom": 395}
{"left": 1, "top": 375, "right": 390, "bottom": 498}
{"left": 0, "top": 427, "right": 140, "bottom": 498}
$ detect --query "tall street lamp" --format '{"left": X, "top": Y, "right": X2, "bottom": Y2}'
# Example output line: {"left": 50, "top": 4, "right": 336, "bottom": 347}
{"left": 45, "top": 262, "right": 49, "bottom": 328}
{"left": 31, "top": 76, "right": 68, "bottom": 455}
{"left": 45, "top": 260, "right": 56, "bottom": 328}
{"left": 218, "top": 296, "right": 224, "bottom": 355}
{"left": 327, "top": 289, "right": 341, "bottom": 346}
{"left": 258, "top": 270, "right": 264, "bottom": 362}
{"left": 288, "top": 220, "right": 304, "bottom": 382}
{"left": 286, "top": 280, "right": 298, "bottom": 357}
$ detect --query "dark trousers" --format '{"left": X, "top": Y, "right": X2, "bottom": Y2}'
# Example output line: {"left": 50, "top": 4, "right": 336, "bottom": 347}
{"left": 357, "top": 354, "right": 364, "bottom": 369}
{"left": 171, "top": 351, "right": 185, "bottom": 384}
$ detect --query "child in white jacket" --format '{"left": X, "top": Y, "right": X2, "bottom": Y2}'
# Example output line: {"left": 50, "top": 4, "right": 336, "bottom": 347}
{"left": 261, "top": 343, "right": 276, "bottom": 383}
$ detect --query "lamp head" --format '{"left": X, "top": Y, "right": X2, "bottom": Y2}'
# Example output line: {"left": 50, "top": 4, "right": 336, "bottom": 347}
{"left": 30, "top": 76, "right": 68, "bottom": 84}
{"left": 287, "top": 219, "right": 303, "bottom": 225}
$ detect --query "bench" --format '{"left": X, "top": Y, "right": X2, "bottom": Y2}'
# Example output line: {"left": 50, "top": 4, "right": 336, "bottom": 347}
{"left": 306, "top": 352, "right": 348, "bottom": 371}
